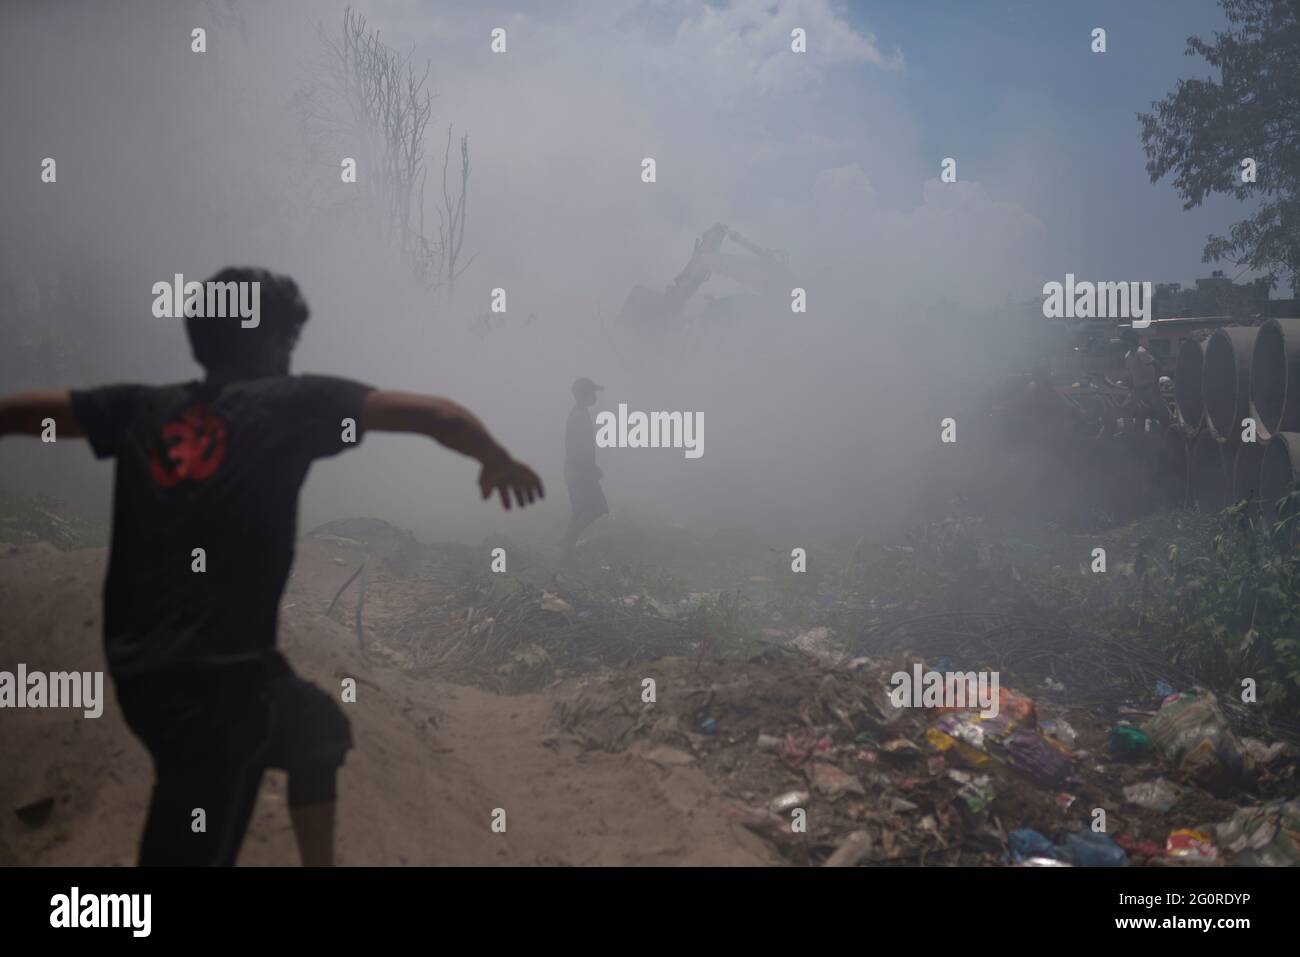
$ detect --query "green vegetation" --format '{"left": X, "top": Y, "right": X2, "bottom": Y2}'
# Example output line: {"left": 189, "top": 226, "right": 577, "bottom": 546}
{"left": 1141, "top": 0, "right": 1300, "bottom": 289}
{"left": 855, "top": 504, "right": 1300, "bottom": 718}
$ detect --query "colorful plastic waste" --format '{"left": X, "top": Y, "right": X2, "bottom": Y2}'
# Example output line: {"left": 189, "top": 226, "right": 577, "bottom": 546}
{"left": 1010, "top": 828, "right": 1055, "bottom": 859}
{"left": 1165, "top": 828, "right": 1218, "bottom": 861}
{"left": 1004, "top": 729, "right": 1074, "bottom": 787}
{"left": 949, "top": 770, "right": 996, "bottom": 815}
{"left": 882, "top": 738, "right": 922, "bottom": 757}
{"left": 1123, "top": 778, "right": 1182, "bottom": 813}
{"left": 1056, "top": 830, "right": 1129, "bottom": 867}
{"left": 1107, "top": 725, "right": 1155, "bottom": 757}
{"left": 1240, "top": 737, "right": 1289, "bottom": 766}
{"left": 1008, "top": 827, "right": 1128, "bottom": 866}
{"left": 1041, "top": 717, "right": 1078, "bottom": 749}
{"left": 1115, "top": 833, "right": 1163, "bottom": 859}
{"left": 937, "top": 685, "right": 1037, "bottom": 728}
{"left": 1215, "top": 799, "right": 1300, "bottom": 867}
{"left": 927, "top": 719, "right": 993, "bottom": 766}
{"left": 1000, "top": 688, "right": 1039, "bottom": 727}
{"left": 1142, "top": 690, "right": 1253, "bottom": 792}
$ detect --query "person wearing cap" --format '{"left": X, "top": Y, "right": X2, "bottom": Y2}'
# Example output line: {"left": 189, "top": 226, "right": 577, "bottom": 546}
{"left": 563, "top": 377, "right": 609, "bottom": 555}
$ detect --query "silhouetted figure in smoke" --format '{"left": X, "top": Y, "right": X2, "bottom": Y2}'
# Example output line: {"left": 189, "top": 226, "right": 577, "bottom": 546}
{"left": 0, "top": 267, "right": 543, "bottom": 866}
{"left": 1120, "top": 327, "right": 1170, "bottom": 434}
{"left": 562, "top": 377, "right": 608, "bottom": 556}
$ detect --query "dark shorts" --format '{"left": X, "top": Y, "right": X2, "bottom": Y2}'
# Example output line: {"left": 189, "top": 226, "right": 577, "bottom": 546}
{"left": 115, "top": 652, "right": 352, "bottom": 866}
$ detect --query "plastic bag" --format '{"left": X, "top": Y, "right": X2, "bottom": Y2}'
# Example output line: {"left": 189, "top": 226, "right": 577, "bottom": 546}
{"left": 1142, "top": 690, "right": 1253, "bottom": 792}
{"left": 1166, "top": 828, "right": 1218, "bottom": 861}
{"left": 1056, "top": 830, "right": 1128, "bottom": 867}
{"left": 1107, "top": 725, "right": 1154, "bottom": 757}
{"left": 1123, "top": 778, "right": 1182, "bottom": 813}
{"left": 1003, "top": 729, "right": 1073, "bottom": 787}
{"left": 1215, "top": 799, "right": 1300, "bottom": 867}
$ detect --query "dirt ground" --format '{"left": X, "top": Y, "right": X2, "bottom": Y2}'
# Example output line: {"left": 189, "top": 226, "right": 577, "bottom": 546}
{"left": 0, "top": 541, "right": 779, "bottom": 866}
{"left": 3, "top": 522, "right": 1296, "bottom": 868}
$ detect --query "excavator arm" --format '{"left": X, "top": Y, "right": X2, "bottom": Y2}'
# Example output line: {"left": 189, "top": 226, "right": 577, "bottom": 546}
{"left": 619, "top": 222, "right": 796, "bottom": 325}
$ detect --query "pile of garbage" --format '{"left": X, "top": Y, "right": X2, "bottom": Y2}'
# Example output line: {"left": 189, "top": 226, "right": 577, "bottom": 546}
{"left": 385, "top": 583, "right": 704, "bottom": 693}
{"left": 309, "top": 526, "right": 712, "bottom": 692}
{"left": 553, "top": 644, "right": 1298, "bottom": 867}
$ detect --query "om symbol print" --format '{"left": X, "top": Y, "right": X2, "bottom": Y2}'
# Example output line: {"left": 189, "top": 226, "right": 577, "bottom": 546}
{"left": 149, "top": 405, "right": 228, "bottom": 487}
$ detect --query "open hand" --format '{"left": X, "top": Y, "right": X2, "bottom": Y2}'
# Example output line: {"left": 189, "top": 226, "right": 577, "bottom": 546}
{"left": 478, "top": 457, "right": 544, "bottom": 510}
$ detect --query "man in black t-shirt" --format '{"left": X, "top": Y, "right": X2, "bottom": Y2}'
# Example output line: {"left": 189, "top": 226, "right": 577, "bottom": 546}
{"left": 0, "top": 267, "right": 544, "bottom": 866}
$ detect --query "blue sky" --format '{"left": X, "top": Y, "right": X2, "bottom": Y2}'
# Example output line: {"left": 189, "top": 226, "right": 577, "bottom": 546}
{"left": 364, "top": 0, "right": 1275, "bottom": 309}
{"left": 834, "top": 0, "right": 1276, "bottom": 291}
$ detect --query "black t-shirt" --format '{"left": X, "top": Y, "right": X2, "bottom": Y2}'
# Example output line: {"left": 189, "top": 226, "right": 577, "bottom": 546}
{"left": 70, "top": 375, "right": 374, "bottom": 677}
{"left": 564, "top": 404, "right": 597, "bottom": 479}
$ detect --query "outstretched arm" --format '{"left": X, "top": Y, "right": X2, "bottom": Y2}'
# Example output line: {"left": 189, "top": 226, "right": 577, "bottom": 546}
{"left": 361, "top": 390, "right": 543, "bottom": 510}
{"left": 0, "top": 390, "right": 84, "bottom": 438}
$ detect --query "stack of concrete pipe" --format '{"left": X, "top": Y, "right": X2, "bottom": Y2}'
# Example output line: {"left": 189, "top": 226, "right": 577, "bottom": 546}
{"left": 1175, "top": 318, "right": 1300, "bottom": 518}
{"left": 1253, "top": 318, "right": 1300, "bottom": 522}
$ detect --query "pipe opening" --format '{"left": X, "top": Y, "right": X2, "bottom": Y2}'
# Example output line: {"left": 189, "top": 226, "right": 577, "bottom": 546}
{"left": 1203, "top": 332, "right": 1239, "bottom": 439}
{"left": 1260, "top": 436, "right": 1300, "bottom": 523}
{"left": 1174, "top": 339, "right": 1204, "bottom": 430}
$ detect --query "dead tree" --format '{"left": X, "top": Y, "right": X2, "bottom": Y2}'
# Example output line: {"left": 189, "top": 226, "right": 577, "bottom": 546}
{"left": 435, "top": 125, "right": 473, "bottom": 296}
{"left": 310, "top": 7, "right": 471, "bottom": 292}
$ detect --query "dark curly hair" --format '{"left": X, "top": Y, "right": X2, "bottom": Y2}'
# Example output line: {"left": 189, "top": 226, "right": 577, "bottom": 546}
{"left": 184, "top": 267, "right": 309, "bottom": 374}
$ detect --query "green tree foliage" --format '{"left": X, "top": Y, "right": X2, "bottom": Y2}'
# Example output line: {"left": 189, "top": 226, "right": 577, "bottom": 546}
{"left": 1140, "top": 0, "right": 1300, "bottom": 288}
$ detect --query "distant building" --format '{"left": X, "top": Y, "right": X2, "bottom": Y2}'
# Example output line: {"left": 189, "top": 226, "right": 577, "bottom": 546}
{"left": 1153, "top": 271, "right": 1295, "bottom": 319}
